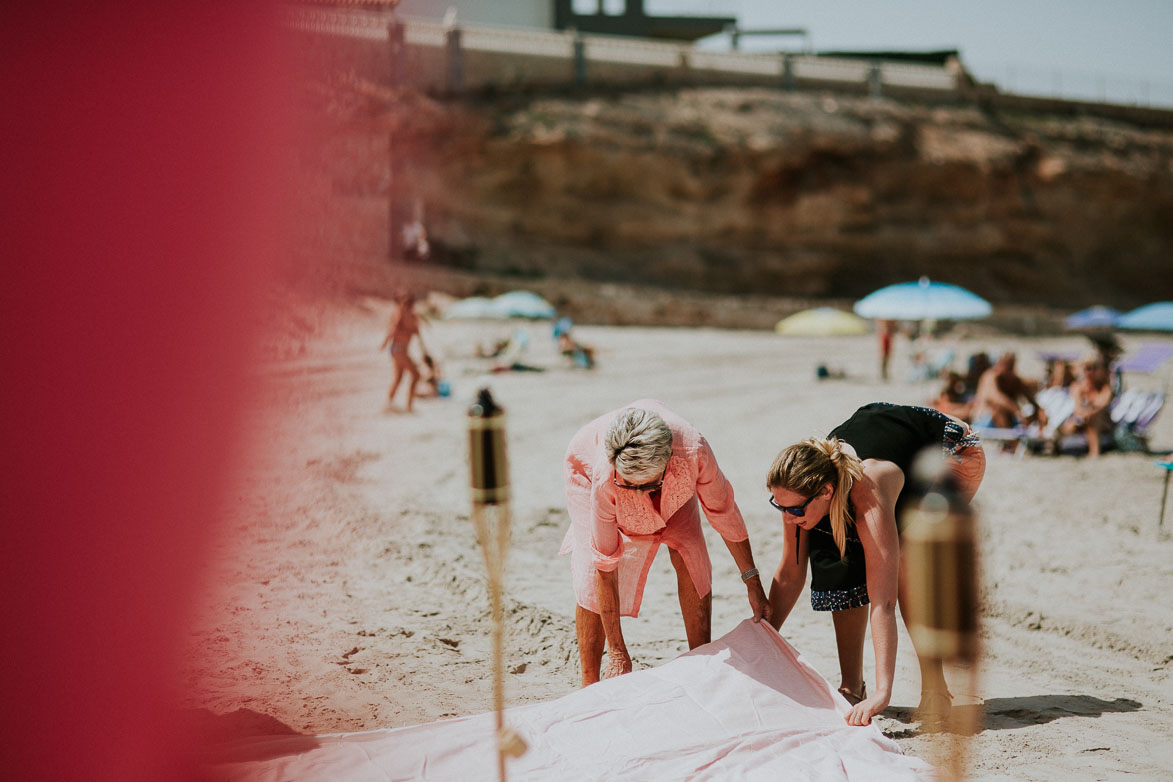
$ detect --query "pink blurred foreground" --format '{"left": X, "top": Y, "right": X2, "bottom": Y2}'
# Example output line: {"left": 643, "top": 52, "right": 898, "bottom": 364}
{"left": 210, "top": 620, "right": 937, "bottom": 781}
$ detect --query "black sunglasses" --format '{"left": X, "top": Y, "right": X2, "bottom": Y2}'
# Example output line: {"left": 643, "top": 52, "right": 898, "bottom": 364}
{"left": 769, "top": 493, "right": 816, "bottom": 517}
{"left": 613, "top": 470, "right": 665, "bottom": 492}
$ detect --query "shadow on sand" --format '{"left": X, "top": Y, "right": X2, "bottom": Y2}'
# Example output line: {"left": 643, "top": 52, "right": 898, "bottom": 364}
{"left": 883, "top": 694, "right": 1142, "bottom": 737}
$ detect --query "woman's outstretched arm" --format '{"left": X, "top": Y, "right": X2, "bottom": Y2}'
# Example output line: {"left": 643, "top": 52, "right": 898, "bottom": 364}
{"left": 767, "top": 526, "right": 809, "bottom": 632}
{"left": 848, "top": 462, "right": 903, "bottom": 726}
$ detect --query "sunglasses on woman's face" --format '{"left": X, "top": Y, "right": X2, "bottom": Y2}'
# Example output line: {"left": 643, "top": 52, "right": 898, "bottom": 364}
{"left": 613, "top": 471, "right": 665, "bottom": 492}
{"left": 769, "top": 493, "right": 816, "bottom": 517}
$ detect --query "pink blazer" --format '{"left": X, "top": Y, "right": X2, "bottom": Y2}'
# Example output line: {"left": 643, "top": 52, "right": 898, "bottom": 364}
{"left": 565, "top": 399, "right": 748, "bottom": 572}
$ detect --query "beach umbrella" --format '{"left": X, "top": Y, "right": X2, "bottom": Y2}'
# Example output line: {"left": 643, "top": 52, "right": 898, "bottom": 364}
{"left": 443, "top": 296, "right": 505, "bottom": 320}
{"left": 489, "top": 290, "right": 557, "bottom": 320}
{"left": 1063, "top": 305, "right": 1120, "bottom": 331}
{"left": 853, "top": 276, "right": 992, "bottom": 321}
{"left": 1117, "top": 302, "right": 1173, "bottom": 331}
{"left": 774, "top": 307, "right": 870, "bottom": 336}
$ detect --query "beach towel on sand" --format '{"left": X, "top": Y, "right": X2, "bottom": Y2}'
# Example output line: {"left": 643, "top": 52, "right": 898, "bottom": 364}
{"left": 208, "top": 620, "right": 937, "bottom": 781}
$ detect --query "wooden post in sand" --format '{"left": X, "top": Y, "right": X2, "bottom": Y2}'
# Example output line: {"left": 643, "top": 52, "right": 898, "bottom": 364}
{"left": 902, "top": 452, "right": 981, "bottom": 780}
{"left": 468, "top": 388, "right": 527, "bottom": 781}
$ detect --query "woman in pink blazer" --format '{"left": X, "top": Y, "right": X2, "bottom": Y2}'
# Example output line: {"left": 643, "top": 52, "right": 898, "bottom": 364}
{"left": 561, "top": 400, "right": 770, "bottom": 686}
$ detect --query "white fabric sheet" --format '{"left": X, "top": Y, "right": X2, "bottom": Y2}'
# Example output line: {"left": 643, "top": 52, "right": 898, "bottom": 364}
{"left": 209, "top": 620, "right": 938, "bottom": 781}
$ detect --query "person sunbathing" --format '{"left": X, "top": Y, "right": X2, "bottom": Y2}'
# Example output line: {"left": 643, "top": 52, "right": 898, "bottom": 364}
{"left": 930, "top": 371, "right": 972, "bottom": 421}
{"left": 417, "top": 353, "right": 449, "bottom": 398}
{"left": 970, "top": 352, "right": 1046, "bottom": 430}
{"left": 1056, "top": 359, "right": 1115, "bottom": 457}
{"left": 1042, "top": 359, "right": 1075, "bottom": 390}
{"left": 558, "top": 330, "right": 596, "bottom": 369}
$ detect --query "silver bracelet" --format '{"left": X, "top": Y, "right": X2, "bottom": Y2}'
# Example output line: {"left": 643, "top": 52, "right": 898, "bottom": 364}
{"left": 740, "top": 567, "right": 759, "bottom": 582}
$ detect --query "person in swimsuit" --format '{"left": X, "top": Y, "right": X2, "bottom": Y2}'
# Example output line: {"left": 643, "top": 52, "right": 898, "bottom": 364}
{"left": 1056, "top": 358, "right": 1115, "bottom": 457}
{"left": 765, "top": 403, "right": 986, "bottom": 727}
{"left": 379, "top": 292, "right": 426, "bottom": 412}
{"left": 561, "top": 401, "right": 770, "bottom": 686}
{"left": 970, "top": 352, "right": 1045, "bottom": 430}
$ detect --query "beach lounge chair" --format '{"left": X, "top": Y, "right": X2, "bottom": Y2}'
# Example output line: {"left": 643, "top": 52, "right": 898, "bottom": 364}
{"left": 1109, "top": 388, "right": 1166, "bottom": 452}
{"left": 975, "top": 387, "right": 1165, "bottom": 456}
{"left": 972, "top": 386, "right": 1070, "bottom": 456}
{"left": 975, "top": 424, "right": 1029, "bottom": 456}
{"left": 1029, "top": 387, "right": 1165, "bottom": 455}
{"left": 1117, "top": 343, "right": 1173, "bottom": 375}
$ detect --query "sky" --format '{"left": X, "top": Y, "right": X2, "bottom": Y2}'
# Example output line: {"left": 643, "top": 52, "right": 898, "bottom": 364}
{"left": 646, "top": 0, "right": 1173, "bottom": 107}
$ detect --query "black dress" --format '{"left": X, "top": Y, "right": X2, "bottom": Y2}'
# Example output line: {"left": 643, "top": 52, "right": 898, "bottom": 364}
{"left": 804, "top": 403, "right": 969, "bottom": 611}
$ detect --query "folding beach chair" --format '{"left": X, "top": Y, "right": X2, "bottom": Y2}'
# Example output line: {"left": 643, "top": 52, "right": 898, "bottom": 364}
{"left": 973, "top": 387, "right": 1072, "bottom": 456}
{"left": 975, "top": 424, "right": 1028, "bottom": 455}
{"left": 1117, "top": 343, "right": 1173, "bottom": 375}
{"left": 1035, "top": 388, "right": 1166, "bottom": 456}
{"left": 1110, "top": 388, "right": 1166, "bottom": 452}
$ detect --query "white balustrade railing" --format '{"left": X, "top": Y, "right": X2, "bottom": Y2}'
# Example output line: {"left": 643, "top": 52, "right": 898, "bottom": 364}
{"left": 403, "top": 19, "right": 447, "bottom": 47}
{"left": 690, "top": 50, "right": 780, "bottom": 76}
{"left": 793, "top": 56, "right": 871, "bottom": 83}
{"left": 461, "top": 25, "right": 577, "bottom": 58}
{"left": 582, "top": 35, "right": 684, "bottom": 68}
{"left": 284, "top": 6, "right": 958, "bottom": 94}
{"left": 881, "top": 62, "right": 958, "bottom": 91}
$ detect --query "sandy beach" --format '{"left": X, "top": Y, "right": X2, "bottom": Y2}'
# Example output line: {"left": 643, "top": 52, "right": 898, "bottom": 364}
{"left": 182, "top": 294, "right": 1173, "bottom": 780}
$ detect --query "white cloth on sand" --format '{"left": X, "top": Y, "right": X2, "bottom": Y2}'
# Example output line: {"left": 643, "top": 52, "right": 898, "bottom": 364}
{"left": 208, "top": 620, "right": 938, "bottom": 781}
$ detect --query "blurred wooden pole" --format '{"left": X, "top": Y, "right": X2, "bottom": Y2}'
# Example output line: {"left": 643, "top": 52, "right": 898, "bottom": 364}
{"left": 468, "top": 389, "right": 527, "bottom": 781}
{"left": 902, "top": 452, "right": 982, "bottom": 781}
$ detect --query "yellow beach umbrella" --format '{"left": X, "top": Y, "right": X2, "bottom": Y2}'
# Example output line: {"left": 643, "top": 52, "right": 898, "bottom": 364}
{"left": 775, "top": 307, "right": 871, "bottom": 336}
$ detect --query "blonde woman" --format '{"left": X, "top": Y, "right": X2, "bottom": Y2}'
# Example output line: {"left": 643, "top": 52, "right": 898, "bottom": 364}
{"left": 766, "top": 403, "right": 985, "bottom": 727}
{"left": 561, "top": 400, "right": 770, "bottom": 687}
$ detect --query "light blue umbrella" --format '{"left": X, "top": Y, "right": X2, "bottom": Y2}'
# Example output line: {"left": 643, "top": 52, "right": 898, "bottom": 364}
{"left": 853, "top": 276, "right": 992, "bottom": 321}
{"left": 1064, "top": 306, "right": 1120, "bottom": 330}
{"left": 1118, "top": 302, "right": 1173, "bottom": 331}
{"left": 489, "top": 290, "right": 557, "bottom": 320}
{"left": 444, "top": 296, "right": 505, "bottom": 320}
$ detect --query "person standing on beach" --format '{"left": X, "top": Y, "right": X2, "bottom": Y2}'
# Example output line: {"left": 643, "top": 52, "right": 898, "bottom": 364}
{"left": 561, "top": 400, "right": 770, "bottom": 686}
{"left": 379, "top": 291, "right": 426, "bottom": 412}
{"left": 765, "top": 403, "right": 985, "bottom": 727}
{"left": 878, "top": 320, "right": 895, "bottom": 381}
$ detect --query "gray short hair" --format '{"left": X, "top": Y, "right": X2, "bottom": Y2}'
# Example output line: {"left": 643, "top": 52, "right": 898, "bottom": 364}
{"left": 605, "top": 408, "right": 673, "bottom": 482}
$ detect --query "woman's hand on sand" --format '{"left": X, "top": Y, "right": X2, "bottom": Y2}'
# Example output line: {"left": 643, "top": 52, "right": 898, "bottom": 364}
{"left": 602, "top": 649, "right": 632, "bottom": 679}
{"left": 845, "top": 693, "right": 890, "bottom": 726}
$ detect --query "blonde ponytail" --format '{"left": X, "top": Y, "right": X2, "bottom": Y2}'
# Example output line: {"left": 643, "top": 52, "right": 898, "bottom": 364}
{"left": 766, "top": 437, "right": 863, "bottom": 559}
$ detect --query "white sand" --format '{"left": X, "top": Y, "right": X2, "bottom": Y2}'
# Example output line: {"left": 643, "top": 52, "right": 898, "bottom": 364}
{"left": 183, "top": 296, "right": 1173, "bottom": 780}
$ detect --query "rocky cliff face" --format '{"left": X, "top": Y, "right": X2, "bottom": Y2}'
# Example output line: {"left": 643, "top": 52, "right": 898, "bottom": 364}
{"left": 306, "top": 84, "right": 1173, "bottom": 308}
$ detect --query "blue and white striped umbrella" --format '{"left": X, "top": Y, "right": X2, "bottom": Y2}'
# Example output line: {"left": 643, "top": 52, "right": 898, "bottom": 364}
{"left": 853, "top": 277, "right": 991, "bottom": 321}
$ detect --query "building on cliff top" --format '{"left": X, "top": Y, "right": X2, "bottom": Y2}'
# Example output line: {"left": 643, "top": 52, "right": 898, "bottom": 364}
{"left": 389, "top": 0, "right": 733, "bottom": 43}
